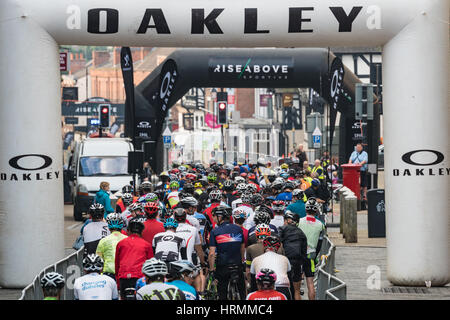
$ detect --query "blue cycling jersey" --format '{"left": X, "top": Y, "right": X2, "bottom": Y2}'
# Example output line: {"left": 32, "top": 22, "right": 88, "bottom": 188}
{"left": 167, "top": 280, "right": 198, "bottom": 300}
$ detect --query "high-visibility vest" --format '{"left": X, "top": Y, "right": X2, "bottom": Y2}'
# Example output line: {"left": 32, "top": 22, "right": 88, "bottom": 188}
{"left": 311, "top": 166, "right": 325, "bottom": 180}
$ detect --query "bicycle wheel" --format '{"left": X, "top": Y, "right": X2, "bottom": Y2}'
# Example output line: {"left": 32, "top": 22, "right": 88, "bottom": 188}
{"left": 227, "top": 280, "right": 242, "bottom": 300}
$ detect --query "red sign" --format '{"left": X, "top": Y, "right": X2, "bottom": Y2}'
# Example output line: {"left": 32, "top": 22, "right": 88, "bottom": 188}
{"left": 60, "top": 52, "right": 69, "bottom": 71}
{"left": 228, "top": 95, "right": 235, "bottom": 104}
{"left": 205, "top": 113, "right": 221, "bottom": 129}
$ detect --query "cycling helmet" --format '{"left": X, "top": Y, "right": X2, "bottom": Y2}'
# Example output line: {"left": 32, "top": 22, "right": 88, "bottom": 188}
{"left": 183, "top": 182, "right": 195, "bottom": 194}
{"left": 83, "top": 254, "right": 104, "bottom": 272}
{"left": 209, "top": 189, "right": 222, "bottom": 202}
{"left": 128, "top": 216, "right": 146, "bottom": 234}
{"left": 255, "top": 268, "right": 277, "bottom": 284}
{"left": 257, "top": 157, "right": 267, "bottom": 167}
{"left": 143, "top": 202, "right": 160, "bottom": 218}
{"left": 234, "top": 176, "right": 246, "bottom": 184}
{"left": 122, "top": 184, "right": 134, "bottom": 194}
{"left": 194, "top": 181, "right": 203, "bottom": 189}
{"left": 122, "top": 192, "right": 133, "bottom": 206}
{"left": 169, "top": 181, "right": 180, "bottom": 189}
{"left": 236, "top": 183, "right": 247, "bottom": 194}
{"left": 232, "top": 207, "right": 247, "bottom": 220}
{"left": 272, "top": 200, "right": 286, "bottom": 213}
{"left": 140, "top": 181, "right": 153, "bottom": 192}
{"left": 89, "top": 203, "right": 104, "bottom": 218}
{"left": 268, "top": 171, "right": 277, "bottom": 183}
{"left": 173, "top": 208, "right": 187, "bottom": 221}
{"left": 280, "top": 172, "right": 290, "bottom": 179}
{"left": 292, "top": 189, "right": 304, "bottom": 199}
{"left": 105, "top": 213, "right": 124, "bottom": 230}
{"left": 246, "top": 183, "right": 257, "bottom": 194}
{"left": 305, "top": 198, "right": 321, "bottom": 215}
{"left": 223, "top": 179, "right": 234, "bottom": 191}
{"left": 255, "top": 223, "right": 271, "bottom": 239}
{"left": 169, "top": 260, "right": 195, "bottom": 276}
{"left": 280, "top": 163, "right": 289, "bottom": 170}
{"left": 40, "top": 272, "right": 65, "bottom": 289}
{"left": 251, "top": 193, "right": 264, "bottom": 207}
{"left": 207, "top": 172, "right": 217, "bottom": 183}
{"left": 285, "top": 211, "right": 300, "bottom": 224}
{"left": 212, "top": 205, "right": 232, "bottom": 218}
{"left": 311, "top": 178, "right": 321, "bottom": 187}
{"left": 240, "top": 192, "right": 253, "bottom": 204}
{"left": 180, "top": 196, "right": 198, "bottom": 208}
{"left": 263, "top": 236, "right": 281, "bottom": 252}
{"left": 129, "top": 202, "right": 143, "bottom": 212}
{"left": 142, "top": 258, "right": 168, "bottom": 277}
{"left": 163, "top": 217, "right": 178, "bottom": 229}
{"left": 283, "top": 182, "right": 295, "bottom": 191}
{"left": 253, "top": 207, "right": 272, "bottom": 225}
{"left": 144, "top": 192, "right": 159, "bottom": 203}
{"left": 271, "top": 179, "right": 285, "bottom": 190}
{"left": 178, "top": 166, "right": 187, "bottom": 173}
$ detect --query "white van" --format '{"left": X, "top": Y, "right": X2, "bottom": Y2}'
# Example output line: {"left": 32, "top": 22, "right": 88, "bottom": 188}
{"left": 70, "top": 137, "right": 134, "bottom": 221}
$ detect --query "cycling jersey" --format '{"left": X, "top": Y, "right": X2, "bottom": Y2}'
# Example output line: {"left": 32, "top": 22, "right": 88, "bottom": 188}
{"left": 275, "top": 192, "right": 292, "bottom": 204}
{"left": 193, "top": 212, "right": 207, "bottom": 239}
{"left": 167, "top": 280, "right": 199, "bottom": 300}
{"left": 298, "top": 215, "right": 325, "bottom": 255}
{"left": 82, "top": 221, "right": 110, "bottom": 255}
{"left": 96, "top": 231, "right": 128, "bottom": 274}
{"left": 167, "top": 191, "right": 180, "bottom": 208}
{"left": 202, "top": 202, "right": 221, "bottom": 228}
{"left": 186, "top": 214, "right": 201, "bottom": 233}
{"left": 270, "top": 215, "right": 285, "bottom": 229}
{"left": 176, "top": 222, "right": 201, "bottom": 264}
{"left": 245, "top": 242, "right": 285, "bottom": 266}
{"left": 141, "top": 219, "right": 165, "bottom": 257}
{"left": 73, "top": 273, "right": 118, "bottom": 300}
{"left": 120, "top": 210, "right": 134, "bottom": 228}
{"left": 250, "top": 251, "right": 291, "bottom": 288}
{"left": 209, "top": 222, "right": 244, "bottom": 267}
{"left": 152, "top": 231, "right": 187, "bottom": 262}
{"left": 286, "top": 201, "right": 306, "bottom": 219}
{"left": 115, "top": 234, "right": 153, "bottom": 282}
{"left": 231, "top": 198, "right": 242, "bottom": 210}
{"left": 135, "top": 276, "right": 146, "bottom": 291}
{"left": 136, "top": 282, "right": 185, "bottom": 300}
{"left": 246, "top": 290, "right": 287, "bottom": 300}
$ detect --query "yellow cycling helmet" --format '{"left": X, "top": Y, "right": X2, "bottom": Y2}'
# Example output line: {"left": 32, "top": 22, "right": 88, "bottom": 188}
{"left": 281, "top": 163, "right": 289, "bottom": 170}
{"left": 194, "top": 182, "right": 202, "bottom": 189}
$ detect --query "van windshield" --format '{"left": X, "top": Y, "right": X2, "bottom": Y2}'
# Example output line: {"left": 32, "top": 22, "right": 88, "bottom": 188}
{"left": 79, "top": 157, "right": 129, "bottom": 177}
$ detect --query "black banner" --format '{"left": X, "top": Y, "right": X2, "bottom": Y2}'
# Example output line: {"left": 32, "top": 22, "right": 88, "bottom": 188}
{"left": 327, "top": 57, "right": 345, "bottom": 148}
{"left": 61, "top": 102, "right": 124, "bottom": 116}
{"left": 120, "top": 47, "right": 136, "bottom": 143}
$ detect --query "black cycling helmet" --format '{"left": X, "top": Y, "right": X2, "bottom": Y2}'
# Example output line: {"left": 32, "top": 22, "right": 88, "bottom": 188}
{"left": 122, "top": 184, "right": 134, "bottom": 194}
{"left": 128, "top": 216, "right": 146, "bottom": 234}
{"left": 254, "top": 207, "right": 272, "bottom": 224}
{"left": 284, "top": 211, "right": 300, "bottom": 224}
{"left": 183, "top": 182, "right": 195, "bottom": 195}
{"left": 83, "top": 253, "right": 104, "bottom": 272}
{"left": 173, "top": 207, "right": 187, "bottom": 222}
{"left": 223, "top": 179, "right": 234, "bottom": 191}
{"left": 255, "top": 268, "right": 277, "bottom": 285}
{"left": 140, "top": 181, "right": 153, "bottom": 193}
{"left": 212, "top": 205, "right": 232, "bottom": 218}
{"left": 250, "top": 193, "right": 264, "bottom": 207}
{"left": 89, "top": 203, "right": 104, "bottom": 219}
{"left": 122, "top": 193, "right": 133, "bottom": 206}
{"left": 40, "top": 272, "right": 65, "bottom": 289}
{"left": 283, "top": 182, "right": 295, "bottom": 191}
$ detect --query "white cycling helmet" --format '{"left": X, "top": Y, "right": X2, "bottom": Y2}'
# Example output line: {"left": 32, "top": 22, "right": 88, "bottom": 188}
{"left": 41, "top": 272, "right": 65, "bottom": 289}
{"left": 142, "top": 258, "right": 168, "bottom": 277}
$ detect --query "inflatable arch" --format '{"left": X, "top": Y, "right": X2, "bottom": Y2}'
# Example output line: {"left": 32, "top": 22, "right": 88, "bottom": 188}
{"left": 0, "top": 0, "right": 448, "bottom": 287}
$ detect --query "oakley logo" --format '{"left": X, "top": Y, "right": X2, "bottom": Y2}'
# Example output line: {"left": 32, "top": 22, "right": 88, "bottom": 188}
{"left": 9, "top": 154, "right": 53, "bottom": 171}
{"left": 401, "top": 150, "right": 444, "bottom": 166}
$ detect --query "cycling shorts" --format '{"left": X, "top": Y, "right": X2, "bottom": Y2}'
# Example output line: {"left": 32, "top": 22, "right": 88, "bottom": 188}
{"left": 289, "top": 259, "right": 303, "bottom": 282}
{"left": 303, "top": 258, "right": 315, "bottom": 278}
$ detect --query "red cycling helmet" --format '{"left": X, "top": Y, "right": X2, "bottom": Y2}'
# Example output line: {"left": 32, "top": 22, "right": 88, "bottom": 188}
{"left": 143, "top": 202, "right": 159, "bottom": 218}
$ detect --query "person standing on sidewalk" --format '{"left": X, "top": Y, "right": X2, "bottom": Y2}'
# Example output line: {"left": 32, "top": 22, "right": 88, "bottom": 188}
{"left": 348, "top": 143, "right": 369, "bottom": 200}
{"left": 95, "top": 181, "right": 114, "bottom": 218}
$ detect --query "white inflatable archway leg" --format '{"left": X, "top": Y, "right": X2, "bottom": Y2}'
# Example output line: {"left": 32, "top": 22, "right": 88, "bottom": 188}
{"left": 383, "top": 0, "right": 449, "bottom": 286}
{"left": 0, "top": 2, "right": 64, "bottom": 287}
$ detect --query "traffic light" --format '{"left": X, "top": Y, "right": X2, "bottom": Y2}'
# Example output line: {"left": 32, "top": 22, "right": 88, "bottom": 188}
{"left": 217, "top": 92, "right": 228, "bottom": 125}
{"left": 99, "top": 104, "right": 110, "bottom": 128}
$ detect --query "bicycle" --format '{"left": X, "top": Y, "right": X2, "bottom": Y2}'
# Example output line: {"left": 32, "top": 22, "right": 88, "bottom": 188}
{"left": 227, "top": 265, "right": 243, "bottom": 300}
{"left": 202, "top": 272, "right": 218, "bottom": 300}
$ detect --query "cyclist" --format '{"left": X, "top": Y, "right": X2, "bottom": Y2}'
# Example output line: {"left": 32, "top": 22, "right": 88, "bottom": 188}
{"left": 275, "top": 182, "right": 294, "bottom": 204}
{"left": 298, "top": 198, "right": 326, "bottom": 301}
{"left": 239, "top": 192, "right": 255, "bottom": 230}
{"left": 181, "top": 197, "right": 208, "bottom": 241}
{"left": 246, "top": 269, "right": 287, "bottom": 300}
{"left": 271, "top": 200, "right": 286, "bottom": 229}
{"left": 222, "top": 180, "right": 237, "bottom": 206}
{"left": 153, "top": 218, "right": 188, "bottom": 263}
{"left": 208, "top": 205, "right": 245, "bottom": 300}
{"left": 74, "top": 254, "right": 118, "bottom": 300}
{"left": 83, "top": 204, "right": 110, "bottom": 255}
{"left": 166, "top": 260, "right": 200, "bottom": 300}
{"left": 232, "top": 207, "right": 249, "bottom": 247}
{"left": 279, "top": 211, "right": 308, "bottom": 300}
{"left": 166, "top": 181, "right": 181, "bottom": 209}
{"left": 40, "top": 272, "right": 65, "bottom": 300}
{"left": 136, "top": 258, "right": 185, "bottom": 300}
{"left": 115, "top": 217, "right": 153, "bottom": 300}
{"left": 231, "top": 183, "right": 247, "bottom": 209}
{"left": 96, "top": 213, "right": 128, "bottom": 280}
{"left": 247, "top": 206, "right": 278, "bottom": 246}
{"left": 116, "top": 192, "right": 134, "bottom": 214}
{"left": 202, "top": 189, "right": 223, "bottom": 229}
{"left": 141, "top": 202, "right": 165, "bottom": 256}
{"left": 286, "top": 189, "right": 307, "bottom": 219}
{"left": 250, "top": 236, "right": 292, "bottom": 300}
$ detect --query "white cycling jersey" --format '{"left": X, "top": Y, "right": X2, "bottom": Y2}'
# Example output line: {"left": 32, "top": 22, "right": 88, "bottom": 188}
{"left": 152, "top": 231, "right": 187, "bottom": 262}
{"left": 176, "top": 222, "right": 201, "bottom": 264}
{"left": 136, "top": 282, "right": 185, "bottom": 300}
{"left": 186, "top": 214, "right": 201, "bottom": 233}
{"left": 250, "top": 251, "right": 291, "bottom": 287}
{"left": 73, "top": 273, "right": 118, "bottom": 300}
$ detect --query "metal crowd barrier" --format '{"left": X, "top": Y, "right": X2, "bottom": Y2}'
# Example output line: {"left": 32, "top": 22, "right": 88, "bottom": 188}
{"left": 314, "top": 236, "right": 347, "bottom": 300}
{"left": 19, "top": 247, "right": 84, "bottom": 300}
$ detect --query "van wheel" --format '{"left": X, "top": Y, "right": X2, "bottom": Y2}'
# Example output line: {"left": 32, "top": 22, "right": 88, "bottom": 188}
{"left": 74, "top": 205, "right": 84, "bottom": 221}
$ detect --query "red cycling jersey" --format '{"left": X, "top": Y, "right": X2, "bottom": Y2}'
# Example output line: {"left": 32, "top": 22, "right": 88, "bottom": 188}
{"left": 246, "top": 290, "right": 287, "bottom": 300}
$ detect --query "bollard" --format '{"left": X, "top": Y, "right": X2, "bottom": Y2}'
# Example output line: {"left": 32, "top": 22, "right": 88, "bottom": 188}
{"left": 342, "top": 190, "right": 353, "bottom": 238}
{"left": 345, "top": 195, "right": 358, "bottom": 243}
{"left": 339, "top": 187, "right": 350, "bottom": 234}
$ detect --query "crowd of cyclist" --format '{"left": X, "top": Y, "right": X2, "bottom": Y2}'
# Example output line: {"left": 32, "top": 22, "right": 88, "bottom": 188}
{"left": 41, "top": 156, "right": 333, "bottom": 301}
